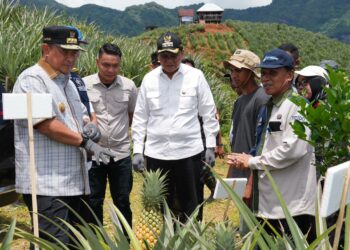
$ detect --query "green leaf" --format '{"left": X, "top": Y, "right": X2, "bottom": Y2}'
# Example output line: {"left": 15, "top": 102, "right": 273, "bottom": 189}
{"left": 108, "top": 202, "right": 142, "bottom": 250}
{"left": 213, "top": 172, "right": 276, "bottom": 249}
{"left": 0, "top": 219, "right": 16, "bottom": 250}
{"left": 262, "top": 165, "right": 308, "bottom": 250}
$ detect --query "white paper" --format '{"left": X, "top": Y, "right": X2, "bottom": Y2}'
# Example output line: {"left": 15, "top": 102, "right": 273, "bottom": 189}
{"left": 2, "top": 93, "right": 53, "bottom": 119}
{"left": 213, "top": 178, "right": 247, "bottom": 199}
{"left": 320, "top": 160, "right": 350, "bottom": 217}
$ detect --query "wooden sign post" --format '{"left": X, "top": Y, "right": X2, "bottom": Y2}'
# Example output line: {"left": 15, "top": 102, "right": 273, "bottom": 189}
{"left": 212, "top": 178, "right": 247, "bottom": 220}
{"left": 3, "top": 93, "right": 52, "bottom": 249}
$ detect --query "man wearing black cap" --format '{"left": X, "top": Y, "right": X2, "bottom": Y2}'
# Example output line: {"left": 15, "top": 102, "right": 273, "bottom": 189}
{"left": 227, "top": 49, "right": 317, "bottom": 242}
{"left": 131, "top": 31, "right": 219, "bottom": 222}
{"left": 12, "top": 26, "right": 114, "bottom": 246}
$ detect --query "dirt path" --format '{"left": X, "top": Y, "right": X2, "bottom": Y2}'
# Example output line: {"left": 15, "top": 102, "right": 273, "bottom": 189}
{"left": 204, "top": 23, "right": 234, "bottom": 33}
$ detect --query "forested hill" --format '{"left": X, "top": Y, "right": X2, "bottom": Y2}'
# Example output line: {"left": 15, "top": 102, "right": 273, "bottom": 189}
{"left": 224, "top": 0, "right": 350, "bottom": 43}
{"left": 18, "top": 0, "right": 350, "bottom": 43}
{"left": 18, "top": 0, "right": 201, "bottom": 36}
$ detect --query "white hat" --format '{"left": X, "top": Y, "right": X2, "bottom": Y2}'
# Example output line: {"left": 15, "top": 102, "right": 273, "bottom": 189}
{"left": 295, "top": 65, "right": 329, "bottom": 80}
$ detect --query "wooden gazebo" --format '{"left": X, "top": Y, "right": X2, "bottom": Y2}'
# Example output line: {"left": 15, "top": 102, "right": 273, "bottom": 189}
{"left": 197, "top": 3, "right": 224, "bottom": 24}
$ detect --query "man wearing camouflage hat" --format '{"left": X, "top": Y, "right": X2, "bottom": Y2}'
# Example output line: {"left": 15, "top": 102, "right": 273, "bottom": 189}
{"left": 13, "top": 25, "right": 114, "bottom": 246}
{"left": 224, "top": 49, "right": 269, "bottom": 199}
{"left": 223, "top": 49, "right": 269, "bottom": 235}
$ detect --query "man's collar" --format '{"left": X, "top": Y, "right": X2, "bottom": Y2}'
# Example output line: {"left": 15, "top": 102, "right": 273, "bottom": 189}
{"left": 159, "top": 64, "right": 184, "bottom": 78}
{"left": 95, "top": 74, "right": 120, "bottom": 87}
{"left": 272, "top": 88, "right": 293, "bottom": 107}
{"left": 38, "top": 58, "right": 60, "bottom": 79}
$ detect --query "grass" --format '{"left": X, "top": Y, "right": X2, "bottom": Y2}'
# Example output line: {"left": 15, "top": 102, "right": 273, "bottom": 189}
{"left": 0, "top": 158, "right": 239, "bottom": 249}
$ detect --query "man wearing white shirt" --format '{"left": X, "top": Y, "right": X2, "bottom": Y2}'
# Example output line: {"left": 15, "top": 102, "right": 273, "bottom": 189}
{"left": 132, "top": 31, "right": 219, "bottom": 222}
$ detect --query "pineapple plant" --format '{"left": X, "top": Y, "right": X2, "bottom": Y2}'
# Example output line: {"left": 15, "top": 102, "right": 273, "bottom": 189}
{"left": 135, "top": 169, "right": 168, "bottom": 249}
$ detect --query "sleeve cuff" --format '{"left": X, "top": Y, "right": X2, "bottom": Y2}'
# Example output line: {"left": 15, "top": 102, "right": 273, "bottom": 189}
{"left": 205, "top": 135, "right": 217, "bottom": 148}
{"left": 248, "top": 156, "right": 261, "bottom": 170}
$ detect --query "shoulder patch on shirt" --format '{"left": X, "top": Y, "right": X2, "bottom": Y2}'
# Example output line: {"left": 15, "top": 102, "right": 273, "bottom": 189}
{"left": 291, "top": 114, "right": 305, "bottom": 122}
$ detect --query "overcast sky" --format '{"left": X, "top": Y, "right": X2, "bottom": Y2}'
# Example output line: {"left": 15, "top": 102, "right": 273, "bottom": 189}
{"left": 55, "top": 0, "right": 272, "bottom": 10}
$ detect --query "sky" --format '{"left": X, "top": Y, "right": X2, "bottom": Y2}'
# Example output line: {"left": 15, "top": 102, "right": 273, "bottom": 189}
{"left": 54, "top": 0, "right": 272, "bottom": 11}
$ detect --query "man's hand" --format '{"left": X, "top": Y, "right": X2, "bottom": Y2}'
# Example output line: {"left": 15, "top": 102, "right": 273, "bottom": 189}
{"left": 83, "top": 123, "right": 101, "bottom": 142}
{"left": 204, "top": 148, "right": 215, "bottom": 167}
{"left": 132, "top": 153, "right": 145, "bottom": 172}
{"left": 227, "top": 153, "right": 251, "bottom": 169}
{"left": 215, "top": 145, "right": 225, "bottom": 159}
{"left": 83, "top": 139, "right": 115, "bottom": 165}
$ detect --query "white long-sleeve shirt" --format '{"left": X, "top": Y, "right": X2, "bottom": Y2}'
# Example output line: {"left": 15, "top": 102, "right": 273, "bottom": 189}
{"left": 132, "top": 63, "right": 219, "bottom": 160}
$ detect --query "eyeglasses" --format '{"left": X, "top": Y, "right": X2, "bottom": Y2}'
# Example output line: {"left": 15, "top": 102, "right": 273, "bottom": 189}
{"left": 296, "top": 78, "right": 310, "bottom": 88}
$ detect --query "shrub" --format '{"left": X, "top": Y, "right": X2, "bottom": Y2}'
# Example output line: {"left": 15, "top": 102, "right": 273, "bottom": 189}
{"left": 291, "top": 69, "right": 350, "bottom": 175}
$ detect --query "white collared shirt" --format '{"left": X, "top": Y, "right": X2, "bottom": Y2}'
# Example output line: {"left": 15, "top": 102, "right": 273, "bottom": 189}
{"left": 132, "top": 63, "right": 219, "bottom": 160}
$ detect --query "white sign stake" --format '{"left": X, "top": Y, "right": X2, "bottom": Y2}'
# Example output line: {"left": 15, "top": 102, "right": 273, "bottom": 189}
{"left": 26, "top": 93, "right": 40, "bottom": 243}
{"left": 2, "top": 93, "right": 52, "bottom": 249}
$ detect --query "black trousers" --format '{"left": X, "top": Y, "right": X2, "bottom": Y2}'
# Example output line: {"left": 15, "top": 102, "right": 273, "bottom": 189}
{"left": 257, "top": 214, "right": 316, "bottom": 244}
{"left": 146, "top": 153, "right": 204, "bottom": 223}
{"left": 88, "top": 157, "right": 133, "bottom": 229}
{"left": 23, "top": 194, "right": 86, "bottom": 249}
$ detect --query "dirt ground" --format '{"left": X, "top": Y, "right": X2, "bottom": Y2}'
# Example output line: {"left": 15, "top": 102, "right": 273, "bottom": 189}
{"left": 204, "top": 23, "right": 234, "bottom": 33}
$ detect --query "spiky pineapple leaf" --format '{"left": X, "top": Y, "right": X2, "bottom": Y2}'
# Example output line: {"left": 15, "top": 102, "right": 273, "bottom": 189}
{"left": 108, "top": 201, "right": 142, "bottom": 250}
{"left": 0, "top": 219, "right": 16, "bottom": 250}
{"left": 213, "top": 172, "right": 275, "bottom": 249}
{"left": 142, "top": 169, "right": 168, "bottom": 211}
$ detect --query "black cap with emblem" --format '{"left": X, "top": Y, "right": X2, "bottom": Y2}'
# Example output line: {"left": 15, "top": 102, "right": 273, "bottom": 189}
{"left": 157, "top": 31, "right": 183, "bottom": 54}
{"left": 42, "top": 26, "right": 85, "bottom": 51}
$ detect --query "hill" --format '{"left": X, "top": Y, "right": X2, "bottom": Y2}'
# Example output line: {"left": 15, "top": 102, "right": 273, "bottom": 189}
{"left": 136, "top": 22, "right": 350, "bottom": 74}
{"left": 17, "top": 0, "right": 350, "bottom": 43}
{"left": 224, "top": 0, "right": 350, "bottom": 43}
{"left": 18, "top": 0, "right": 202, "bottom": 36}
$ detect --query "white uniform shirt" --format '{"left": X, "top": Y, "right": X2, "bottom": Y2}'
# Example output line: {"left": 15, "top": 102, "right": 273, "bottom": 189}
{"left": 132, "top": 63, "right": 219, "bottom": 160}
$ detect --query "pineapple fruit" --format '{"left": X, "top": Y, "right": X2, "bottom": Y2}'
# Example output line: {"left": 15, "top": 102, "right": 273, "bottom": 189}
{"left": 135, "top": 169, "right": 167, "bottom": 249}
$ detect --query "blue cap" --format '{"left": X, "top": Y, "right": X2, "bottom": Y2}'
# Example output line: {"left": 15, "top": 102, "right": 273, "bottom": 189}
{"left": 65, "top": 25, "right": 88, "bottom": 44}
{"left": 258, "top": 49, "right": 294, "bottom": 69}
